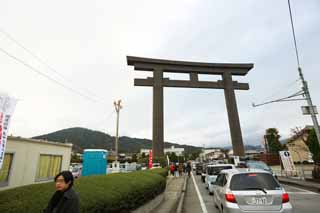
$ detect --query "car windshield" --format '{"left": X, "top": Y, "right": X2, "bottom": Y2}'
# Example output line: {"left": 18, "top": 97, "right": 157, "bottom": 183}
{"left": 72, "top": 167, "right": 79, "bottom": 172}
{"left": 207, "top": 166, "right": 232, "bottom": 175}
{"left": 230, "top": 173, "right": 280, "bottom": 191}
{"left": 247, "top": 161, "right": 271, "bottom": 171}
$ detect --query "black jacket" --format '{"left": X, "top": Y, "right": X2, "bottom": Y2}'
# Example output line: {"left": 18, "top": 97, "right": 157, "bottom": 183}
{"left": 44, "top": 188, "right": 80, "bottom": 213}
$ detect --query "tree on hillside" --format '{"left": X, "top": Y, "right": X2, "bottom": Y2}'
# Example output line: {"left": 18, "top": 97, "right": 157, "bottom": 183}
{"left": 265, "top": 128, "right": 283, "bottom": 154}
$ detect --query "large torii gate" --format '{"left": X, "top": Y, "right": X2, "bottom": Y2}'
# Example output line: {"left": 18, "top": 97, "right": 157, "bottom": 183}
{"left": 127, "top": 56, "right": 254, "bottom": 157}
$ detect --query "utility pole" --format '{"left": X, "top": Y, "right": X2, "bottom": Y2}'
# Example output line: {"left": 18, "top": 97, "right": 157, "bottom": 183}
{"left": 298, "top": 68, "right": 320, "bottom": 146}
{"left": 114, "top": 99, "right": 122, "bottom": 163}
{"left": 287, "top": 0, "right": 320, "bottom": 146}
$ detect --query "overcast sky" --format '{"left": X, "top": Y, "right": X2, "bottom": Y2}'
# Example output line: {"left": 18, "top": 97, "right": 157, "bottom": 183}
{"left": 1, "top": 0, "right": 319, "bottom": 148}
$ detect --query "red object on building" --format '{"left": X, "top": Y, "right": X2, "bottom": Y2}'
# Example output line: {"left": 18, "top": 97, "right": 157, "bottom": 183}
{"left": 259, "top": 153, "right": 280, "bottom": 166}
{"left": 148, "top": 150, "right": 153, "bottom": 169}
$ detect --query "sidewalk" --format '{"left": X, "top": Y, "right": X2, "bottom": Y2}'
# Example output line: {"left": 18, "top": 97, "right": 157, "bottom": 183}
{"left": 278, "top": 176, "right": 320, "bottom": 192}
{"left": 154, "top": 175, "right": 186, "bottom": 213}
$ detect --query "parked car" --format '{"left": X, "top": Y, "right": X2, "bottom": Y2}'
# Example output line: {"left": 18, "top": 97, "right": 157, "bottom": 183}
{"left": 71, "top": 165, "right": 82, "bottom": 178}
{"left": 212, "top": 168, "right": 293, "bottom": 213}
{"left": 196, "top": 163, "right": 203, "bottom": 175}
{"left": 151, "top": 163, "right": 161, "bottom": 169}
{"left": 206, "top": 164, "right": 235, "bottom": 195}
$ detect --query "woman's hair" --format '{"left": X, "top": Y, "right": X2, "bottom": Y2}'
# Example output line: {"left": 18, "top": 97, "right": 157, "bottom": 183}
{"left": 54, "top": 170, "right": 74, "bottom": 188}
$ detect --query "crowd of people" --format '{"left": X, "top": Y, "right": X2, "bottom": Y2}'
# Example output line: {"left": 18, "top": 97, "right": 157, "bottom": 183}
{"left": 169, "top": 161, "right": 192, "bottom": 177}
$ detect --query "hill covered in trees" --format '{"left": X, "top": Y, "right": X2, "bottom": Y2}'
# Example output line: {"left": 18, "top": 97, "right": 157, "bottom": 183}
{"left": 32, "top": 127, "right": 202, "bottom": 154}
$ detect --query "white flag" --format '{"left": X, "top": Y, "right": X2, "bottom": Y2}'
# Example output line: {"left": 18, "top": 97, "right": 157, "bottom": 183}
{"left": 0, "top": 94, "right": 17, "bottom": 169}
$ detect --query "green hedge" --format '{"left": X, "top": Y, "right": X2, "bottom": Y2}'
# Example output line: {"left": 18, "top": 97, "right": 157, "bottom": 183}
{"left": 0, "top": 168, "right": 167, "bottom": 213}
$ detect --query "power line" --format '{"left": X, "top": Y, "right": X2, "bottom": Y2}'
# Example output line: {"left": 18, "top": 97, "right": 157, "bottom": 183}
{"left": 287, "top": 0, "right": 301, "bottom": 68}
{"left": 0, "top": 46, "right": 100, "bottom": 103}
{"left": 258, "top": 78, "right": 300, "bottom": 103}
{"left": 0, "top": 28, "right": 103, "bottom": 100}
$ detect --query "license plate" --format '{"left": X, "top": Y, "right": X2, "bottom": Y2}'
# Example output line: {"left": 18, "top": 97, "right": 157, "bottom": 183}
{"left": 250, "top": 197, "right": 268, "bottom": 205}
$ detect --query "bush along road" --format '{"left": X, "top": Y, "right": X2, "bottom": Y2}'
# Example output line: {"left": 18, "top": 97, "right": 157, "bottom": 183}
{"left": 0, "top": 168, "right": 168, "bottom": 213}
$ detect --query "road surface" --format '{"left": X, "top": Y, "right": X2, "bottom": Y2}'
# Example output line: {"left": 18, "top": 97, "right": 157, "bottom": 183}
{"left": 183, "top": 172, "right": 320, "bottom": 213}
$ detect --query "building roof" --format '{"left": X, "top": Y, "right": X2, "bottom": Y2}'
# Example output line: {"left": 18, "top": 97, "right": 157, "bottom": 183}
{"left": 8, "top": 136, "right": 73, "bottom": 148}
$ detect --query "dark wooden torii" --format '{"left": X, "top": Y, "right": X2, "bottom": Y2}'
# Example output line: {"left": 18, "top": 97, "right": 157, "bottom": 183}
{"left": 127, "top": 56, "right": 254, "bottom": 157}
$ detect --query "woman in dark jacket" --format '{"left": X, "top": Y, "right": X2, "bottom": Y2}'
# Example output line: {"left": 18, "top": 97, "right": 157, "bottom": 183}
{"left": 44, "top": 171, "right": 80, "bottom": 213}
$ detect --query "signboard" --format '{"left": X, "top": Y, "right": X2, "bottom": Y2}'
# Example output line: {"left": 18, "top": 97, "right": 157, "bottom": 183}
{"left": 148, "top": 150, "right": 153, "bottom": 169}
{"left": 234, "top": 156, "right": 240, "bottom": 166}
{"left": 0, "top": 94, "right": 17, "bottom": 169}
{"left": 301, "top": 106, "right": 318, "bottom": 115}
{"left": 279, "top": 151, "right": 296, "bottom": 173}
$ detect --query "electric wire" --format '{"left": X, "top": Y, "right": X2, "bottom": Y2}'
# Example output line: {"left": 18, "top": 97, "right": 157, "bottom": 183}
{"left": 0, "top": 28, "right": 103, "bottom": 101}
{"left": 0, "top": 46, "right": 100, "bottom": 103}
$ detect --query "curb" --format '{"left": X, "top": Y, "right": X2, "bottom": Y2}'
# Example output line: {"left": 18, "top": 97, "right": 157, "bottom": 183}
{"left": 176, "top": 176, "right": 188, "bottom": 213}
{"left": 278, "top": 178, "right": 320, "bottom": 193}
{"left": 132, "top": 193, "right": 165, "bottom": 213}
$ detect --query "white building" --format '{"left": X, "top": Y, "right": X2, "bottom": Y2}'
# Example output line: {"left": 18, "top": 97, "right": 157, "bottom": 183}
{"left": 0, "top": 136, "right": 72, "bottom": 191}
{"left": 139, "top": 146, "right": 184, "bottom": 157}
{"left": 164, "top": 146, "right": 184, "bottom": 156}
{"left": 200, "top": 148, "right": 225, "bottom": 161}
{"left": 140, "top": 149, "right": 151, "bottom": 156}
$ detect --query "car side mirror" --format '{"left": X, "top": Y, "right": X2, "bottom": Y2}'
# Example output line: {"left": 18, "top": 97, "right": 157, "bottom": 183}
{"left": 211, "top": 181, "right": 217, "bottom": 185}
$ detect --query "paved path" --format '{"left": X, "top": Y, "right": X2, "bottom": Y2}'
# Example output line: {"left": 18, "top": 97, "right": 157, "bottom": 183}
{"left": 154, "top": 175, "right": 185, "bottom": 213}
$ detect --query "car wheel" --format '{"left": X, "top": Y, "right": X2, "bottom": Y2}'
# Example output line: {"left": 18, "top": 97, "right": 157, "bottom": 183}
{"left": 209, "top": 192, "right": 213, "bottom": 195}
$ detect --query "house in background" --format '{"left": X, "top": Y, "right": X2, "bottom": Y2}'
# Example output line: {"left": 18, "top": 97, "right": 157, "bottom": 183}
{"left": 200, "top": 148, "right": 225, "bottom": 161}
{"left": 0, "top": 136, "right": 72, "bottom": 191}
{"left": 286, "top": 126, "right": 314, "bottom": 163}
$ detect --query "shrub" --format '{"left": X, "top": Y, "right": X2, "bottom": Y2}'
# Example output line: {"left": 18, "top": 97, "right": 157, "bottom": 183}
{"left": 144, "top": 168, "right": 168, "bottom": 178}
{"left": 0, "top": 169, "right": 167, "bottom": 213}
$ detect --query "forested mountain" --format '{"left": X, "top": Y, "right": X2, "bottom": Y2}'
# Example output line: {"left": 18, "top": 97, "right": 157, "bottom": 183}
{"left": 33, "top": 127, "right": 202, "bottom": 154}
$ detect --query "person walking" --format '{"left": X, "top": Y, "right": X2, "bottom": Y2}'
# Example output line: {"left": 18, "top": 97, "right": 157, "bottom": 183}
{"left": 44, "top": 171, "right": 80, "bottom": 213}
{"left": 178, "top": 163, "right": 183, "bottom": 176}
{"left": 170, "top": 163, "right": 175, "bottom": 176}
{"left": 186, "top": 162, "right": 192, "bottom": 177}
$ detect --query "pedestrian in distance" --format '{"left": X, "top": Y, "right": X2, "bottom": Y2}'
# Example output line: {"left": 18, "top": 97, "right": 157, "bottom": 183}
{"left": 44, "top": 170, "right": 80, "bottom": 213}
{"left": 186, "top": 162, "right": 192, "bottom": 177}
{"left": 178, "top": 163, "right": 183, "bottom": 176}
{"left": 175, "top": 162, "right": 179, "bottom": 177}
{"left": 170, "top": 163, "right": 175, "bottom": 176}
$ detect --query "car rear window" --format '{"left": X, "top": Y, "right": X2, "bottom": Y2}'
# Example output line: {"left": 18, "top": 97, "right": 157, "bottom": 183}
{"left": 230, "top": 173, "right": 280, "bottom": 190}
{"left": 207, "top": 166, "right": 233, "bottom": 175}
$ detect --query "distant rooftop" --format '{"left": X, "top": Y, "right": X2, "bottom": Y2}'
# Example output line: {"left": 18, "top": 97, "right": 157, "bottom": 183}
{"left": 8, "top": 136, "right": 73, "bottom": 148}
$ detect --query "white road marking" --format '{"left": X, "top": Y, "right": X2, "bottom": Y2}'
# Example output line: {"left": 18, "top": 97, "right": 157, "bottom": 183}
{"left": 282, "top": 184, "right": 319, "bottom": 195}
{"left": 191, "top": 172, "right": 208, "bottom": 213}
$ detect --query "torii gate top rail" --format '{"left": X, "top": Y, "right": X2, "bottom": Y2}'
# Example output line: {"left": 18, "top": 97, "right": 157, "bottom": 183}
{"left": 127, "top": 56, "right": 253, "bottom": 75}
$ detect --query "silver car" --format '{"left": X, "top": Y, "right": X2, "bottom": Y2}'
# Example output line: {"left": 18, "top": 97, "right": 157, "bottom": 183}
{"left": 212, "top": 169, "right": 293, "bottom": 213}
{"left": 205, "top": 164, "right": 235, "bottom": 195}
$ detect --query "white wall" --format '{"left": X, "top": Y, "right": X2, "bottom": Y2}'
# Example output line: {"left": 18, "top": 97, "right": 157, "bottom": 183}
{"left": 0, "top": 137, "right": 72, "bottom": 191}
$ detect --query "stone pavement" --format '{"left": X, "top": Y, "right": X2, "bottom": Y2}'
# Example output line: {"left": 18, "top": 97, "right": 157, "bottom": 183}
{"left": 154, "top": 175, "right": 186, "bottom": 213}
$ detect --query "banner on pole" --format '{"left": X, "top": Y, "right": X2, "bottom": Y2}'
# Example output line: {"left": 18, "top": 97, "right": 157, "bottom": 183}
{"left": 148, "top": 150, "right": 153, "bottom": 169}
{"left": 0, "top": 94, "right": 17, "bottom": 169}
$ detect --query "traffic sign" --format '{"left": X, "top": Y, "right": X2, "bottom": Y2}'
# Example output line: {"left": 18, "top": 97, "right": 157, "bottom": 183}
{"left": 279, "top": 151, "right": 296, "bottom": 173}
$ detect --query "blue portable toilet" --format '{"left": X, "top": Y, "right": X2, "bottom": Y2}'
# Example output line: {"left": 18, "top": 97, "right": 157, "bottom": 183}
{"left": 82, "top": 149, "right": 108, "bottom": 176}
